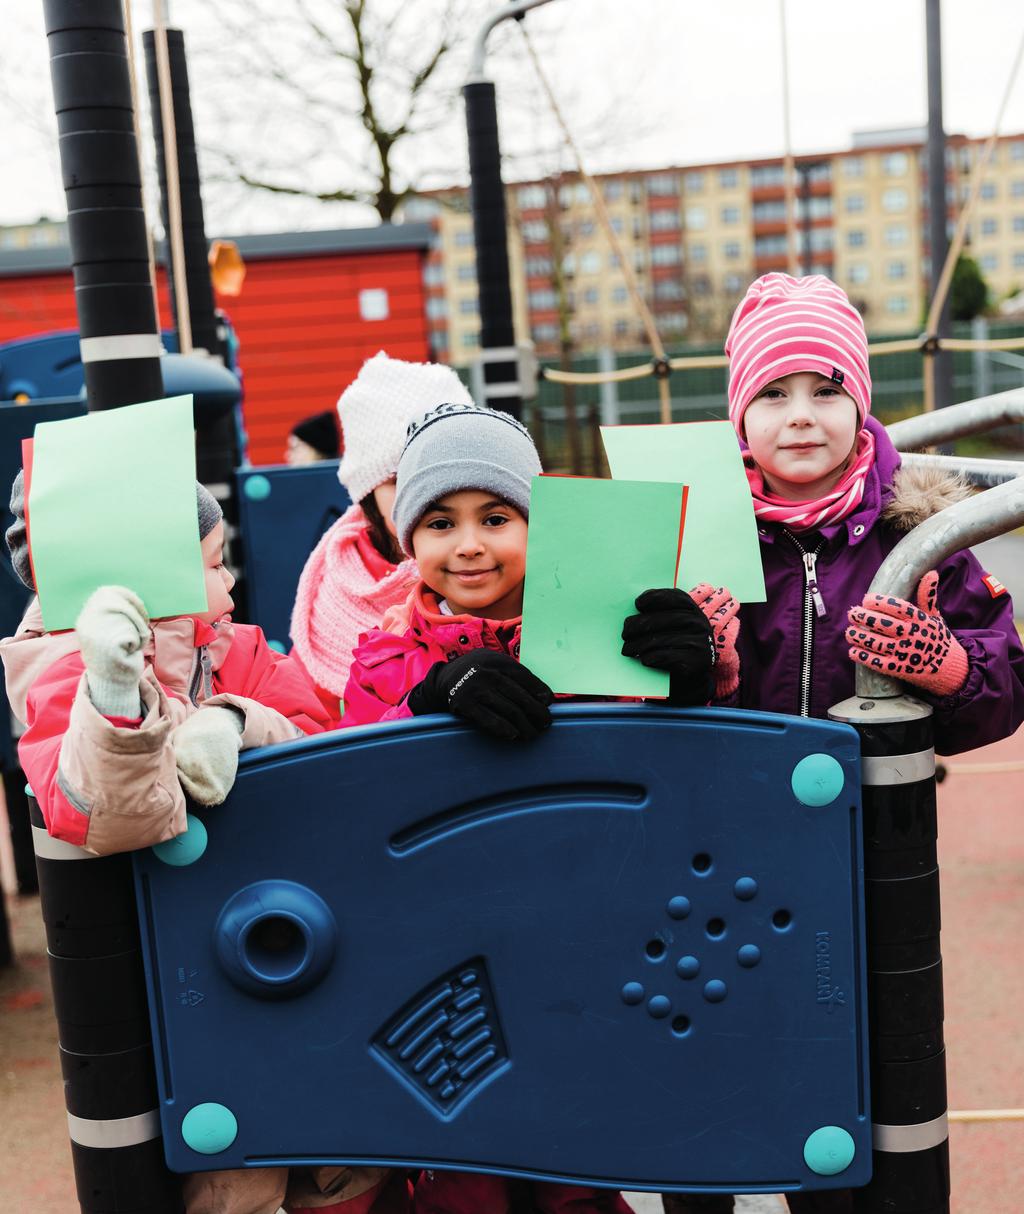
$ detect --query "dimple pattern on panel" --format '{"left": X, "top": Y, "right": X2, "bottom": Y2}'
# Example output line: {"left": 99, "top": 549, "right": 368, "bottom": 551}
{"left": 371, "top": 958, "right": 509, "bottom": 1118}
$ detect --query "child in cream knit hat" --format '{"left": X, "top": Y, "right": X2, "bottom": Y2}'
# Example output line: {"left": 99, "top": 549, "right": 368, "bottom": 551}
{"left": 289, "top": 352, "right": 474, "bottom": 712}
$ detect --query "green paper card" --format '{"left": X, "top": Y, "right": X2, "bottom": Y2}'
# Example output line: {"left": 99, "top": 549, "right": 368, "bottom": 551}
{"left": 28, "top": 396, "right": 208, "bottom": 631}
{"left": 601, "top": 420, "right": 766, "bottom": 602}
{"left": 520, "top": 475, "right": 687, "bottom": 697}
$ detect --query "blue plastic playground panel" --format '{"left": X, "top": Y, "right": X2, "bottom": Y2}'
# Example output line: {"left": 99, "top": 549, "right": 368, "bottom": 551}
{"left": 235, "top": 462, "right": 350, "bottom": 650}
{"left": 133, "top": 704, "right": 870, "bottom": 1195}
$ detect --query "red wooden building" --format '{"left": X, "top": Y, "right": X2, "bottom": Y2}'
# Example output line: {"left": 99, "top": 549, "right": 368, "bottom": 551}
{"left": 0, "top": 224, "right": 433, "bottom": 466}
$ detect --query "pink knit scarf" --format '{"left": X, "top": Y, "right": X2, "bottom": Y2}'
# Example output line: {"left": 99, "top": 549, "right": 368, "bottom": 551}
{"left": 744, "top": 427, "right": 877, "bottom": 532}
{"left": 289, "top": 503, "right": 419, "bottom": 698}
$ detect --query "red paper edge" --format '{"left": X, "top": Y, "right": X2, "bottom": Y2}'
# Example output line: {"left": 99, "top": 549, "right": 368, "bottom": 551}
{"left": 674, "top": 485, "right": 689, "bottom": 586}
{"left": 20, "top": 438, "right": 39, "bottom": 595}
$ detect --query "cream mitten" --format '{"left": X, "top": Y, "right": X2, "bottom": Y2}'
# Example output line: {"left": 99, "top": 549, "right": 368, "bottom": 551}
{"left": 173, "top": 707, "right": 245, "bottom": 806}
{"left": 74, "top": 585, "right": 149, "bottom": 718}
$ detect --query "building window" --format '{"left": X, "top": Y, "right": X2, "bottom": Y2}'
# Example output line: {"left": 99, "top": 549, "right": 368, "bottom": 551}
{"left": 602, "top": 179, "right": 624, "bottom": 201}
{"left": 561, "top": 252, "right": 576, "bottom": 276}
{"left": 886, "top": 261, "right": 907, "bottom": 281}
{"left": 754, "top": 234, "right": 788, "bottom": 257}
{"left": 558, "top": 182, "right": 590, "bottom": 206}
{"left": 723, "top": 241, "right": 741, "bottom": 259}
{"left": 980, "top": 181, "right": 997, "bottom": 200}
{"left": 882, "top": 152, "right": 909, "bottom": 176}
{"left": 797, "top": 195, "right": 833, "bottom": 220}
{"left": 647, "top": 173, "right": 681, "bottom": 197}
{"left": 660, "top": 311, "right": 688, "bottom": 332}
{"left": 684, "top": 171, "right": 705, "bottom": 194}
{"left": 528, "top": 288, "right": 557, "bottom": 311}
{"left": 845, "top": 193, "right": 866, "bottom": 213}
{"left": 458, "top": 297, "right": 479, "bottom": 315}
{"left": 629, "top": 179, "right": 644, "bottom": 204}
{"left": 1011, "top": 141, "right": 1024, "bottom": 161}
{"left": 517, "top": 185, "right": 547, "bottom": 210}
{"left": 614, "top": 319, "right": 629, "bottom": 338}
{"left": 882, "top": 188, "right": 908, "bottom": 212}
{"left": 1014, "top": 215, "right": 1024, "bottom": 233}
{"left": 580, "top": 250, "right": 602, "bottom": 274}
{"left": 1012, "top": 180, "right": 1024, "bottom": 198}
{"left": 886, "top": 296, "right": 909, "bottom": 315}
{"left": 981, "top": 217, "right": 999, "bottom": 236}
{"left": 454, "top": 229, "right": 475, "bottom": 248}
{"left": 884, "top": 224, "right": 908, "bottom": 247}
{"left": 750, "top": 164, "right": 786, "bottom": 188}
{"left": 721, "top": 205, "right": 741, "bottom": 224}
{"left": 456, "top": 262, "right": 476, "bottom": 281}
{"left": 425, "top": 297, "right": 448, "bottom": 319}
{"left": 525, "top": 256, "right": 552, "bottom": 277}
{"left": 848, "top": 263, "right": 870, "bottom": 285}
{"left": 692, "top": 275, "right": 711, "bottom": 296}
{"left": 650, "top": 243, "right": 682, "bottom": 266}
{"left": 531, "top": 323, "right": 559, "bottom": 344}
{"left": 843, "top": 157, "right": 864, "bottom": 178}
{"left": 685, "top": 206, "right": 707, "bottom": 231}
{"left": 611, "top": 285, "right": 628, "bottom": 303}
{"left": 979, "top": 253, "right": 999, "bottom": 272}
{"left": 653, "top": 278, "right": 685, "bottom": 301}
{"left": 649, "top": 208, "right": 681, "bottom": 231}
{"left": 724, "top": 273, "right": 744, "bottom": 293}
{"left": 521, "top": 221, "right": 548, "bottom": 244}
{"left": 687, "top": 243, "right": 707, "bottom": 263}
{"left": 583, "top": 286, "right": 600, "bottom": 305}
{"left": 753, "top": 200, "right": 787, "bottom": 222}
{"left": 610, "top": 216, "right": 624, "bottom": 234}
{"left": 1014, "top": 250, "right": 1024, "bottom": 269}
{"left": 718, "top": 168, "right": 739, "bottom": 189}
{"left": 847, "top": 230, "right": 866, "bottom": 248}
{"left": 423, "top": 262, "right": 445, "bottom": 286}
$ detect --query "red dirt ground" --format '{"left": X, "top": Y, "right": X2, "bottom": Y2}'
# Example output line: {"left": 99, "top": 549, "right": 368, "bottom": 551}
{"left": 1, "top": 729, "right": 1021, "bottom": 1214}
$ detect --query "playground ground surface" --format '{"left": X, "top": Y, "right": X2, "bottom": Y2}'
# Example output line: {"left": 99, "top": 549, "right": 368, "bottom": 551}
{"left": 1, "top": 715, "right": 1021, "bottom": 1214}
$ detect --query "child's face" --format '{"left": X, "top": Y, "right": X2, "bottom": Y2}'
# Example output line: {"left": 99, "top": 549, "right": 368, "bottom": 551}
{"left": 412, "top": 490, "right": 528, "bottom": 620}
{"left": 743, "top": 372, "right": 859, "bottom": 501}
{"left": 198, "top": 522, "right": 235, "bottom": 625}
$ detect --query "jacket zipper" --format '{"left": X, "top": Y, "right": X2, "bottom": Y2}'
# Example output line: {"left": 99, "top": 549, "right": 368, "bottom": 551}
{"left": 784, "top": 531, "right": 826, "bottom": 717}
{"left": 187, "top": 646, "right": 211, "bottom": 706}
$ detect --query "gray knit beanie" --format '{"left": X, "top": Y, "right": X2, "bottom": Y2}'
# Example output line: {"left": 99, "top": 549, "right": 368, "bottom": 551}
{"left": 392, "top": 402, "right": 542, "bottom": 556}
{"left": 5, "top": 470, "right": 224, "bottom": 592}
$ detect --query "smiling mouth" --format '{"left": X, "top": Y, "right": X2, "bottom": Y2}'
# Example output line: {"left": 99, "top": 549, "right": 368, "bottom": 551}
{"left": 447, "top": 568, "right": 496, "bottom": 580}
{"left": 782, "top": 443, "right": 823, "bottom": 451}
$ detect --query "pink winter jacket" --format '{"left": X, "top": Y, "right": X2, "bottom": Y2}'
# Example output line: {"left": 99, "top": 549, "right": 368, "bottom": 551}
{"left": 1, "top": 600, "right": 335, "bottom": 856}
{"left": 342, "top": 583, "right": 521, "bottom": 727}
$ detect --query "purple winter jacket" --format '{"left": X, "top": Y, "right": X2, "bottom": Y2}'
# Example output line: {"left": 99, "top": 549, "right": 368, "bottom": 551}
{"left": 735, "top": 416, "right": 1024, "bottom": 755}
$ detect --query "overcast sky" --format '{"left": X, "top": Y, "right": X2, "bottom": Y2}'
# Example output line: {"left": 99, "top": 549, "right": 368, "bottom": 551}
{"left": 2, "top": 1, "right": 1024, "bottom": 235}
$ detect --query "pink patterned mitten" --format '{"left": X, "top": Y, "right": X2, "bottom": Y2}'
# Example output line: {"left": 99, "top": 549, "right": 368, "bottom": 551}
{"left": 690, "top": 582, "right": 740, "bottom": 697}
{"left": 845, "top": 570, "right": 968, "bottom": 696}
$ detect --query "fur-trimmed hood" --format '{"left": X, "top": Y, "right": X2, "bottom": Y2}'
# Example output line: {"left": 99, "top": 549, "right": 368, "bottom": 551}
{"left": 881, "top": 461, "right": 974, "bottom": 532}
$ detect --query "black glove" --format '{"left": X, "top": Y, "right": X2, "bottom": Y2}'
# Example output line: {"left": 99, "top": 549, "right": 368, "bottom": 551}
{"left": 407, "top": 649, "right": 554, "bottom": 741}
{"left": 621, "top": 588, "right": 716, "bottom": 707}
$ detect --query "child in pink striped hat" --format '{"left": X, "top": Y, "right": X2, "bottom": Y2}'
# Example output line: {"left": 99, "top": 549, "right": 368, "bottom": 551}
{"left": 664, "top": 275, "right": 1024, "bottom": 1207}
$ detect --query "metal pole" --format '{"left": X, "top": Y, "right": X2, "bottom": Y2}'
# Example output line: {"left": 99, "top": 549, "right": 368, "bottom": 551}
{"left": 41, "top": 2, "right": 180, "bottom": 1209}
{"left": 832, "top": 475, "right": 1024, "bottom": 1212}
{"left": 886, "top": 386, "right": 1024, "bottom": 450}
{"left": 800, "top": 164, "right": 813, "bottom": 277}
{"left": 464, "top": 0, "right": 557, "bottom": 419}
{"left": 926, "top": 0, "right": 953, "bottom": 411}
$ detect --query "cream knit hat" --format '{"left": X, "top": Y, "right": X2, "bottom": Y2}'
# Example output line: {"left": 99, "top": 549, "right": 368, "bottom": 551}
{"left": 336, "top": 351, "right": 474, "bottom": 503}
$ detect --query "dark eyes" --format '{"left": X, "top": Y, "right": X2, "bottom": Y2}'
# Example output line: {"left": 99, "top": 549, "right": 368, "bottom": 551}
{"left": 483, "top": 513, "right": 510, "bottom": 526}
{"left": 425, "top": 517, "right": 453, "bottom": 530}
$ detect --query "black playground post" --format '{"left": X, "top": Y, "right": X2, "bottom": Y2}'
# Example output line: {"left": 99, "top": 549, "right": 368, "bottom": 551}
{"left": 463, "top": 79, "right": 521, "bottom": 418}
{"left": 41, "top": 1, "right": 181, "bottom": 1209}
{"left": 829, "top": 694, "right": 950, "bottom": 1214}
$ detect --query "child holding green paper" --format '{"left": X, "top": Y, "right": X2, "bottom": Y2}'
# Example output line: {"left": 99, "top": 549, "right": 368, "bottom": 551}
{"left": 342, "top": 400, "right": 715, "bottom": 1214}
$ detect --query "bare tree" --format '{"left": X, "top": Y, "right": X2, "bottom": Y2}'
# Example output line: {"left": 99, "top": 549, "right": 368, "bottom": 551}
{"left": 189, "top": 0, "right": 475, "bottom": 222}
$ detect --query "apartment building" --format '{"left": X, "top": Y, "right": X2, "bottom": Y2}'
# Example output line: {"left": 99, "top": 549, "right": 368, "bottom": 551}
{"left": 404, "top": 129, "right": 1024, "bottom": 363}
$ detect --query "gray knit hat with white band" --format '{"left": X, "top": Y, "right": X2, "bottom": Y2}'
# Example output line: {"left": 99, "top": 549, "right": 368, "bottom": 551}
{"left": 5, "top": 470, "right": 223, "bottom": 592}
{"left": 393, "top": 402, "right": 542, "bottom": 556}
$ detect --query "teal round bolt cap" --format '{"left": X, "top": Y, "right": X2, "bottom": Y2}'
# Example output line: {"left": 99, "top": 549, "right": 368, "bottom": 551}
{"left": 152, "top": 814, "right": 208, "bottom": 867}
{"left": 791, "top": 753, "right": 845, "bottom": 807}
{"left": 268, "top": 639, "right": 287, "bottom": 654}
{"left": 803, "top": 1125, "right": 855, "bottom": 1176}
{"left": 181, "top": 1103, "right": 237, "bottom": 1154}
{"left": 244, "top": 474, "right": 272, "bottom": 502}
{"left": 24, "top": 783, "right": 34, "bottom": 798}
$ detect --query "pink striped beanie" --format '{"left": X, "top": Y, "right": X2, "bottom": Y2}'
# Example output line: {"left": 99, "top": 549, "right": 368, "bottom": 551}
{"left": 724, "top": 273, "right": 871, "bottom": 434}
